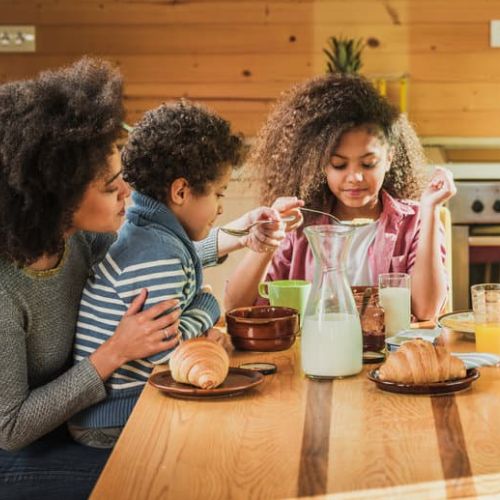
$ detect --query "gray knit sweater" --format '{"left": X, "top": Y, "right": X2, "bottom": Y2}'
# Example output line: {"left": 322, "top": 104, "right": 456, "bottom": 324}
{"left": 0, "top": 232, "right": 113, "bottom": 451}
{"left": 0, "top": 228, "right": 222, "bottom": 451}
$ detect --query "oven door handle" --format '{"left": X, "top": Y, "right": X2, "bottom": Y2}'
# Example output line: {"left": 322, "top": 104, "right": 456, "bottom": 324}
{"left": 468, "top": 236, "right": 500, "bottom": 247}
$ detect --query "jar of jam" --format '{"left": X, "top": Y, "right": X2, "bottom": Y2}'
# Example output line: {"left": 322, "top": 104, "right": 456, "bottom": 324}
{"left": 352, "top": 286, "right": 385, "bottom": 360}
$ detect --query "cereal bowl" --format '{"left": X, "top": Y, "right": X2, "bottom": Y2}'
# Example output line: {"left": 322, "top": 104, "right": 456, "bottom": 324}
{"left": 231, "top": 334, "right": 296, "bottom": 352}
{"left": 226, "top": 306, "right": 299, "bottom": 350}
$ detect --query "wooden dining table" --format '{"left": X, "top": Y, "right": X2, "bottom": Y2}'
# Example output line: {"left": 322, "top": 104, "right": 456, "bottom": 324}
{"left": 91, "top": 328, "right": 500, "bottom": 499}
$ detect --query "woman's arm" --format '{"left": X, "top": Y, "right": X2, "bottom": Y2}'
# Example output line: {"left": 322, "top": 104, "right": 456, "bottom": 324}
{"left": 0, "top": 290, "right": 179, "bottom": 451}
{"left": 89, "top": 291, "right": 181, "bottom": 378}
{"left": 410, "top": 167, "right": 456, "bottom": 320}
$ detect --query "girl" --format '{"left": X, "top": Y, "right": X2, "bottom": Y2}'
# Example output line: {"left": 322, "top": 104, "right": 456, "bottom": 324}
{"left": 225, "top": 73, "right": 456, "bottom": 320}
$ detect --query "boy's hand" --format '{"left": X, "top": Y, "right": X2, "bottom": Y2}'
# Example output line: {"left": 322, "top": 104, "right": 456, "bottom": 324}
{"left": 270, "top": 196, "right": 304, "bottom": 232}
{"left": 205, "top": 327, "right": 234, "bottom": 353}
{"left": 420, "top": 167, "right": 457, "bottom": 210}
{"left": 239, "top": 197, "right": 304, "bottom": 253}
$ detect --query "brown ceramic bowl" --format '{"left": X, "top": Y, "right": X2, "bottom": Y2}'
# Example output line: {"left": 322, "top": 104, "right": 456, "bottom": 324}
{"left": 231, "top": 334, "right": 296, "bottom": 352}
{"left": 226, "top": 306, "right": 299, "bottom": 343}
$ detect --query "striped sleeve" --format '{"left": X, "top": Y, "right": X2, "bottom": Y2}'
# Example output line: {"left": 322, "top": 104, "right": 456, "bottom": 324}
{"left": 179, "top": 292, "right": 220, "bottom": 341}
{"left": 115, "top": 255, "right": 215, "bottom": 364}
{"left": 194, "top": 228, "right": 227, "bottom": 268}
{"left": 74, "top": 258, "right": 127, "bottom": 364}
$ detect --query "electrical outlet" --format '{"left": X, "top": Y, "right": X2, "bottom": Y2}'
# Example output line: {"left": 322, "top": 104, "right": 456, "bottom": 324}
{"left": 0, "top": 25, "right": 36, "bottom": 52}
{"left": 490, "top": 20, "right": 500, "bottom": 47}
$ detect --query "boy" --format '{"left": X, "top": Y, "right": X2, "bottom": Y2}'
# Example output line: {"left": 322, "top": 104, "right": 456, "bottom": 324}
{"left": 70, "top": 100, "right": 241, "bottom": 447}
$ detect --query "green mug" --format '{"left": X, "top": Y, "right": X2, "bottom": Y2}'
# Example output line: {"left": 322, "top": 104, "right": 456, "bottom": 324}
{"left": 258, "top": 279, "right": 311, "bottom": 327}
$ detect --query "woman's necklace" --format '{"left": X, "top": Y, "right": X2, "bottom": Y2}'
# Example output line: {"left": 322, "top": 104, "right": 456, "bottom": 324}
{"left": 22, "top": 240, "right": 69, "bottom": 277}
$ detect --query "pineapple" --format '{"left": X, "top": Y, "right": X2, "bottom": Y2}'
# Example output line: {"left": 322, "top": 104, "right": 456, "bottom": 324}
{"left": 324, "top": 36, "right": 364, "bottom": 74}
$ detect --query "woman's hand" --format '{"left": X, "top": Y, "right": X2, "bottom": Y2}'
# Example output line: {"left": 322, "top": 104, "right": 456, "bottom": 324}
{"left": 90, "top": 289, "right": 181, "bottom": 380}
{"left": 420, "top": 167, "right": 457, "bottom": 210}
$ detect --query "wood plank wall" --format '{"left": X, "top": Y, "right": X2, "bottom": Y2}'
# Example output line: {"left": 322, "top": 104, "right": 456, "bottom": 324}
{"left": 1, "top": 0, "right": 500, "bottom": 137}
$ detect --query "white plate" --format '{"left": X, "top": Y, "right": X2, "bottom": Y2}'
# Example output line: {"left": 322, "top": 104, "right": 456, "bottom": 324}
{"left": 438, "top": 310, "right": 475, "bottom": 334}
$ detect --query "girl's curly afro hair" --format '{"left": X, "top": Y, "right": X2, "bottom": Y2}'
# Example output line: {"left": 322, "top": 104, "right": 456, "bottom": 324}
{"left": 249, "top": 73, "right": 427, "bottom": 210}
{"left": 0, "top": 57, "right": 124, "bottom": 266}
{"left": 122, "top": 100, "right": 243, "bottom": 201}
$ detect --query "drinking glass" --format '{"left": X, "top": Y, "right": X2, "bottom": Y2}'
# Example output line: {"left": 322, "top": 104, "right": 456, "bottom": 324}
{"left": 472, "top": 283, "right": 500, "bottom": 353}
{"left": 378, "top": 273, "right": 411, "bottom": 336}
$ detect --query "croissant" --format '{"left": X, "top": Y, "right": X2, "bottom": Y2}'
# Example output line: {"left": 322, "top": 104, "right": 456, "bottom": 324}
{"left": 378, "top": 339, "right": 466, "bottom": 384}
{"left": 169, "top": 338, "right": 229, "bottom": 389}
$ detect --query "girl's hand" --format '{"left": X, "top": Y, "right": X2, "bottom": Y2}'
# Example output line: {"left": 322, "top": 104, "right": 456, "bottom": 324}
{"left": 90, "top": 289, "right": 181, "bottom": 379}
{"left": 205, "top": 327, "right": 234, "bottom": 353}
{"left": 420, "top": 167, "right": 457, "bottom": 210}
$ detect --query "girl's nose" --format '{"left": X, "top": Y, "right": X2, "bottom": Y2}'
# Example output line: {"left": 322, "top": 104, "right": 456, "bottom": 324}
{"left": 217, "top": 205, "right": 224, "bottom": 216}
{"left": 347, "top": 170, "right": 364, "bottom": 183}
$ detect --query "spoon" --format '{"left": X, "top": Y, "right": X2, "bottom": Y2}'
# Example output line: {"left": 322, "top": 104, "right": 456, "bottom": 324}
{"left": 220, "top": 215, "right": 296, "bottom": 237}
{"left": 299, "top": 207, "right": 373, "bottom": 227}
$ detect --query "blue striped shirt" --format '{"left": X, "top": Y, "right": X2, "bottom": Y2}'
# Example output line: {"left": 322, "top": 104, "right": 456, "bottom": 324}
{"left": 71, "top": 192, "right": 221, "bottom": 428}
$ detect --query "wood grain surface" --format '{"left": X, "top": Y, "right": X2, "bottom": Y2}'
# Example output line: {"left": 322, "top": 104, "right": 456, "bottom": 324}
{"left": 91, "top": 328, "right": 500, "bottom": 499}
{"left": 4, "top": 0, "right": 500, "bottom": 136}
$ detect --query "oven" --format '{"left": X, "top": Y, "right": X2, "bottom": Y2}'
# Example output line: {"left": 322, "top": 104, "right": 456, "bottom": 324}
{"left": 447, "top": 169, "right": 500, "bottom": 310}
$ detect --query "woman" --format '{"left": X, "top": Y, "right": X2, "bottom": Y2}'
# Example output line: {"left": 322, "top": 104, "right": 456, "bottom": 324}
{"left": 0, "top": 58, "right": 297, "bottom": 499}
{"left": 0, "top": 58, "right": 186, "bottom": 498}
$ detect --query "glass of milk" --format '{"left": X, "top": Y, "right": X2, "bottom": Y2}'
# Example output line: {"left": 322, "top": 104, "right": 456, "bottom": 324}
{"left": 378, "top": 273, "right": 411, "bottom": 336}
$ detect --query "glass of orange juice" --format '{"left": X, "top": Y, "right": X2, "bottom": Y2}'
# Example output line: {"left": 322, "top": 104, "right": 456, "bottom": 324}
{"left": 471, "top": 284, "right": 500, "bottom": 353}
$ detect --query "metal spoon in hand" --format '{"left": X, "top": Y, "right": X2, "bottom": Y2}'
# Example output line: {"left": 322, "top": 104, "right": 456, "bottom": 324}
{"left": 220, "top": 215, "right": 295, "bottom": 237}
{"left": 299, "top": 207, "right": 373, "bottom": 227}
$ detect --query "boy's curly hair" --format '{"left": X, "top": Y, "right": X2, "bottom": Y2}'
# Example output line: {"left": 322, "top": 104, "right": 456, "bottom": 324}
{"left": 0, "top": 57, "right": 124, "bottom": 266}
{"left": 122, "top": 100, "right": 243, "bottom": 201}
{"left": 249, "top": 73, "right": 426, "bottom": 210}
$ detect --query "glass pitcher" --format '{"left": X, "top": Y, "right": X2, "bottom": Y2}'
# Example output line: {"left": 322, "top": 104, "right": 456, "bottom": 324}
{"left": 301, "top": 225, "right": 362, "bottom": 379}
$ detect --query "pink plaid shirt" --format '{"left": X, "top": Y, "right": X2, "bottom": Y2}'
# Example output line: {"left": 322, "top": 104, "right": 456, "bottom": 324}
{"left": 262, "top": 190, "right": 447, "bottom": 286}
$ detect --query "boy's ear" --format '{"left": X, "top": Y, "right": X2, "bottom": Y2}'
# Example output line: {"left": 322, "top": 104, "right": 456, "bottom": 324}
{"left": 169, "top": 178, "right": 190, "bottom": 206}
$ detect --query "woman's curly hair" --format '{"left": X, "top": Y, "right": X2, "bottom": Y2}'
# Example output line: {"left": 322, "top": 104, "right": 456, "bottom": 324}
{"left": 0, "top": 57, "right": 124, "bottom": 266}
{"left": 249, "top": 73, "right": 427, "bottom": 210}
{"left": 122, "top": 100, "right": 243, "bottom": 201}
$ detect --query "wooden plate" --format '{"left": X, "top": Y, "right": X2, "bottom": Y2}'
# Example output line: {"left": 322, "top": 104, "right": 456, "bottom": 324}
{"left": 367, "top": 368, "right": 480, "bottom": 395}
{"left": 438, "top": 310, "right": 475, "bottom": 335}
{"left": 148, "top": 367, "right": 264, "bottom": 400}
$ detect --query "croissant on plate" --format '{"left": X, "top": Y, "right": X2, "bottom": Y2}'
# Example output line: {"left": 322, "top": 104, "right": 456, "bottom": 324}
{"left": 169, "top": 338, "right": 230, "bottom": 389}
{"left": 378, "top": 339, "right": 466, "bottom": 384}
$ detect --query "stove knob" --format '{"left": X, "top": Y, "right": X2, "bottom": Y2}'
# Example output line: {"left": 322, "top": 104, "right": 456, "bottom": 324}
{"left": 494, "top": 200, "right": 500, "bottom": 213}
{"left": 471, "top": 200, "right": 484, "bottom": 213}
